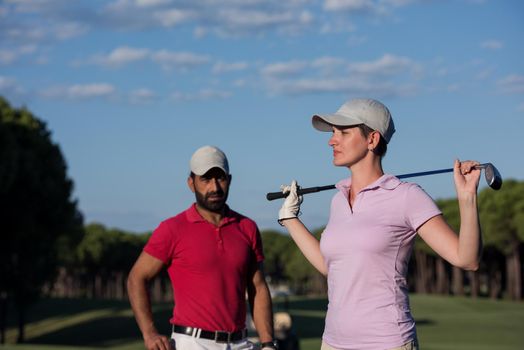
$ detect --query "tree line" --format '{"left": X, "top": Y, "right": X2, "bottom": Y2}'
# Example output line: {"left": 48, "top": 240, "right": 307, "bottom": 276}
{"left": 1, "top": 96, "right": 523, "bottom": 344}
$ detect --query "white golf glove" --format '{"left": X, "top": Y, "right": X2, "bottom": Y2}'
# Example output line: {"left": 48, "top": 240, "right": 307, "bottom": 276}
{"left": 278, "top": 180, "right": 303, "bottom": 225}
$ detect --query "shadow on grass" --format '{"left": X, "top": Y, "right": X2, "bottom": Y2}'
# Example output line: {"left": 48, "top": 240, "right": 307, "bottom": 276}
{"left": 274, "top": 296, "right": 328, "bottom": 312}
{"left": 290, "top": 313, "right": 325, "bottom": 339}
{"left": 273, "top": 296, "right": 327, "bottom": 340}
{"left": 6, "top": 298, "right": 133, "bottom": 327}
{"left": 25, "top": 304, "right": 173, "bottom": 347}
{"left": 415, "top": 319, "right": 435, "bottom": 326}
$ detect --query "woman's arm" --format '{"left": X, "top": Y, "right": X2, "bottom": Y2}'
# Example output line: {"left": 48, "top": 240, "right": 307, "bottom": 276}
{"left": 418, "top": 160, "right": 482, "bottom": 270}
{"left": 279, "top": 180, "right": 327, "bottom": 275}
{"left": 282, "top": 218, "right": 327, "bottom": 275}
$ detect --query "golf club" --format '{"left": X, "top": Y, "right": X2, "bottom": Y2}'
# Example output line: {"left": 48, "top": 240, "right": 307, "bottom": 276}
{"left": 266, "top": 163, "right": 502, "bottom": 201}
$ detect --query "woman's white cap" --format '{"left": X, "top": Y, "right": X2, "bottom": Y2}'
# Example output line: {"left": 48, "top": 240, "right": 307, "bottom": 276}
{"left": 312, "top": 98, "right": 395, "bottom": 143}
{"left": 190, "top": 145, "right": 229, "bottom": 176}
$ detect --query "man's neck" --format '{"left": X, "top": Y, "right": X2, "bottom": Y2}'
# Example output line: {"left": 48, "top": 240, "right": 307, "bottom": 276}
{"left": 195, "top": 204, "right": 225, "bottom": 226}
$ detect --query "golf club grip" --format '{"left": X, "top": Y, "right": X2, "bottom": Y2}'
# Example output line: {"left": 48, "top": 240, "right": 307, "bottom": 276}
{"left": 266, "top": 184, "right": 336, "bottom": 201}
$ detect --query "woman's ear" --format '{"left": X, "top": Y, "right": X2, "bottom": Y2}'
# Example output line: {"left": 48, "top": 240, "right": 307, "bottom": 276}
{"left": 368, "top": 131, "right": 380, "bottom": 149}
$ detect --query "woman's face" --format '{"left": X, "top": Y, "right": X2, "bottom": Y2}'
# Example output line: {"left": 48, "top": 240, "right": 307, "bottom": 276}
{"left": 328, "top": 125, "right": 369, "bottom": 167}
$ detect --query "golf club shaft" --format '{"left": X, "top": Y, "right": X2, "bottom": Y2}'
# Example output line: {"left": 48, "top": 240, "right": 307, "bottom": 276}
{"left": 266, "top": 164, "right": 490, "bottom": 201}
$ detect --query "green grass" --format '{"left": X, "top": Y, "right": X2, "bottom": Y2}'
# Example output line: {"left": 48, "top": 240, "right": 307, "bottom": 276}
{"left": 1, "top": 295, "right": 523, "bottom": 349}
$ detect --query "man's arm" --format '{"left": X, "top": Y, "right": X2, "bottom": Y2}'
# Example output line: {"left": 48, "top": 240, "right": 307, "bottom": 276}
{"left": 247, "top": 263, "right": 274, "bottom": 346}
{"left": 127, "top": 252, "right": 171, "bottom": 350}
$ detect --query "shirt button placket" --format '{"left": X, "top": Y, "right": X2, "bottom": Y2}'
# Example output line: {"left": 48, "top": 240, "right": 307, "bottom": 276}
{"left": 216, "top": 227, "right": 224, "bottom": 247}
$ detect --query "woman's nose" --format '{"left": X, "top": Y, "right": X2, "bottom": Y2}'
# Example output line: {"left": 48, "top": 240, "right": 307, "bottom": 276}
{"left": 329, "top": 134, "right": 337, "bottom": 146}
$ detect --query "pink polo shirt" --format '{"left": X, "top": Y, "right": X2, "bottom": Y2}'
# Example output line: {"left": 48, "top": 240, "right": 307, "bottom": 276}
{"left": 319, "top": 175, "right": 441, "bottom": 350}
{"left": 144, "top": 204, "right": 264, "bottom": 332}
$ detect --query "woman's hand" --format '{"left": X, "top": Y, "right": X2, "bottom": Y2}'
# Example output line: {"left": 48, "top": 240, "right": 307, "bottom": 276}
{"left": 453, "top": 159, "right": 481, "bottom": 197}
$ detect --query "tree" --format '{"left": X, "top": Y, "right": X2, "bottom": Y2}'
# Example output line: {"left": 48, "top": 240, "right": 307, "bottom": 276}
{"left": 479, "top": 179, "right": 524, "bottom": 300}
{"left": 283, "top": 228, "right": 326, "bottom": 295}
{"left": 435, "top": 198, "right": 466, "bottom": 296}
{"left": 0, "top": 97, "right": 84, "bottom": 343}
{"left": 76, "top": 223, "right": 148, "bottom": 299}
{"left": 261, "top": 230, "right": 295, "bottom": 285}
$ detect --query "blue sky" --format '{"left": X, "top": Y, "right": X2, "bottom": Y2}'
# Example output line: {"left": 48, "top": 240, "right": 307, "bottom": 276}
{"left": 1, "top": 0, "right": 523, "bottom": 233}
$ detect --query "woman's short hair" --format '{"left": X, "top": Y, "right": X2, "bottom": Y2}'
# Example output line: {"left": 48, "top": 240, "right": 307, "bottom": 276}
{"left": 358, "top": 124, "right": 388, "bottom": 157}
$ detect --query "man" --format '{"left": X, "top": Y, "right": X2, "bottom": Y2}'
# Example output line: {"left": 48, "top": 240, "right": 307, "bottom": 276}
{"left": 127, "top": 145, "right": 276, "bottom": 350}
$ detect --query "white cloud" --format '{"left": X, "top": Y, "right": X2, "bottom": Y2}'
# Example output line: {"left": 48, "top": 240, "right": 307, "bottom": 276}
{"left": 0, "top": 45, "right": 37, "bottom": 65}
{"left": 83, "top": 47, "right": 210, "bottom": 71}
{"left": 233, "top": 79, "right": 246, "bottom": 87}
{"left": 135, "top": 0, "right": 172, "bottom": 7}
{"left": 0, "top": 50, "right": 16, "bottom": 65}
{"left": 41, "top": 83, "right": 116, "bottom": 99}
{"left": 104, "top": 0, "right": 315, "bottom": 36}
{"left": 2, "top": 23, "right": 86, "bottom": 45}
{"left": 68, "top": 84, "right": 115, "bottom": 98}
{"left": 347, "top": 34, "right": 367, "bottom": 46}
{"left": 480, "top": 40, "right": 503, "bottom": 50}
{"left": 261, "top": 61, "right": 308, "bottom": 77}
{"left": 475, "top": 68, "right": 493, "bottom": 80}
{"left": 497, "top": 74, "right": 524, "bottom": 94}
{"left": 267, "top": 77, "right": 414, "bottom": 97}
{"left": 53, "top": 22, "right": 89, "bottom": 40}
{"left": 0, "top": 75, "right": 26, "bottom": 101}
{"left": 0, "top": 76, "right": 20, "bottom": 91}
{"left": 151, "top": 50, "right": 210, "bottom": 70}
{"left": 380, "top": 0, "right": 417, "bottom": 6}
{"left": 6, "top": 0, "right": 57, "bottom": 13}
{"left": 217, "top": 9, "right": 293, "bottom": 28}
{"left": 86, "top": 46, "right": 150, "bottom": 67}
{"left": 171, "top": 89, "right": 232, "bottom": 101}
{"left": 4, "top": 27, "right": 45, "bottom": 42}
{"left": 348, "top": 54, "right": 414, "bottom": 76}
{"left": 447, "top": 84, "right": 461, "bottom": 92}
{"left": 260, "top": 55, "right": 422, "bottom": 97}
{"left": 212, "top": 61, "right": 249, "bottom": 74}
{"left": 323, "top": 0, "right": 382, "bottom": 13}
{"left": 104, "top": 46, "right": 150, "bottom": 66}
{"left": 154, "top": 8, "right": 194, "bottom": 27}
{"left": 312, "top": 56, "right": 347, "bottom": 68}
{"left": 130, "top": 88, "right": 156, "bottom": 103}
{"left": 106, "top": 0, "right": 133, "bottom": 12}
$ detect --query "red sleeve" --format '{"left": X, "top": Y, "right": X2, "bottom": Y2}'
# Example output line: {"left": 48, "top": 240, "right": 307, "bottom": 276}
{"left": 143, "top": 220, "right": 175, "bottom": 265}
{"left": 252, "top": 224, "right": 265, "bottom": 263}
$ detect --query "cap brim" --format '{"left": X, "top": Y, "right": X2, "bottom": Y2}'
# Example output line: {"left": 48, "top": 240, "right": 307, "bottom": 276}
{"left": 312, "top": 114, "right": 362, "bottom": 132}
{"left": 192, "top": 165, "right": 228, "bottom": 176}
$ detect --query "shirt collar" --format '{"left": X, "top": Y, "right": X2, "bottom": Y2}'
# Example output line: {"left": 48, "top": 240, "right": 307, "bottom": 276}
{"left": 186, "top": 203, "right": 238, "bottom": 225}
{"left": 335, "top": 174, "right": 402, "bottom": 194}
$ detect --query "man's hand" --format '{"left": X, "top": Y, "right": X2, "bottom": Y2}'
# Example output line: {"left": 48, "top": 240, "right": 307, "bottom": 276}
{"left": 144, "top": 332, "right": 172, "bottom": 350}
{"left": 278, "top": 180, "right": 303, "bottom": 224}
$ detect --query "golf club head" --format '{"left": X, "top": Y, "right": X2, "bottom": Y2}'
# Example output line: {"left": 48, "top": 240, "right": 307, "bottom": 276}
{"left": 483, "top": 163, "right": 502, "bottom": 190}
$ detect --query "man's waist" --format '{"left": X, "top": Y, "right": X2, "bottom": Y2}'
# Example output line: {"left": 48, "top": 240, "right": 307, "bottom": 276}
{"left": 172, "top": 324, "right": 247, "bottom": 343}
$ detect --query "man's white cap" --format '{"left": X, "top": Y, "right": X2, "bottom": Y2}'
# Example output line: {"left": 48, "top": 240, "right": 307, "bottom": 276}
{"left": 190, "top": 145, "right": 229, "bottom": 176}
{"left": 312, "top": 98, "right": 395, "bottom": 143}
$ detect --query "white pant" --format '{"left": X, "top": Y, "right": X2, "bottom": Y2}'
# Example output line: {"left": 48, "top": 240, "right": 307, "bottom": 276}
{"left": 171, "top": 332, "right": 256, "bottom": 350}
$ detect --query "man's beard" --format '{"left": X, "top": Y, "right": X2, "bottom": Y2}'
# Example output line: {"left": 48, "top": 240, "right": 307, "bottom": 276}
{"left": 195, "top": 189, "right": 228, "bottom": 213}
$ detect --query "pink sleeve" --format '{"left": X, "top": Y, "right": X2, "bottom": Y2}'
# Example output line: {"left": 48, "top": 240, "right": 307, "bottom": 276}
{"left": 405, "top": 183, "right": 442, "bottom": 231}
{"left": 143, "top": 221, "right": 175, "bottom": 265}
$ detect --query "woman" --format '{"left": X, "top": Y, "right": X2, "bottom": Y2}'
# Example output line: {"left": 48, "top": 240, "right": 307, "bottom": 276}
{"left": 277, "top": 98, "right": 482, "bottom": 350}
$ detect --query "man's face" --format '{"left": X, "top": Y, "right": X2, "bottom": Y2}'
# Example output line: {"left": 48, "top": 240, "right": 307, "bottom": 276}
{"left": 188, "top": 167, "right": 231, "bottom": 213}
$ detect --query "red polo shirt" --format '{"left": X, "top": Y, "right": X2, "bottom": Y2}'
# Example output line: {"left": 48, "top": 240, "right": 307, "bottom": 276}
{"left": 143, "top": 204, "right": 264, "bottom": 332}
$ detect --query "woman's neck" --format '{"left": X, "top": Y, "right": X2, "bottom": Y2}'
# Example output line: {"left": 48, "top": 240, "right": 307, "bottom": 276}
{"left": 349, "top": 157, "right": 384, "bottom": 195}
